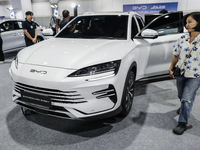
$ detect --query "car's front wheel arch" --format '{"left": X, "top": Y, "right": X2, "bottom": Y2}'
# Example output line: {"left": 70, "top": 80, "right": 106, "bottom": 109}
{"left": 119, "top": 61, "right": 137, "bottom": 116}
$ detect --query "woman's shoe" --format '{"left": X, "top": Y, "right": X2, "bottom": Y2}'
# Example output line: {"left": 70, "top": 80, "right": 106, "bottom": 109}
{"left": 173, "top": 122, "right": 187, "bottom": 135}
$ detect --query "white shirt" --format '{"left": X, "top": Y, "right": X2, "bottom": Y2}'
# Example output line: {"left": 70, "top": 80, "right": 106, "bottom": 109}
{"left": 173, "top": 33, "right": 200, "bottom": 78}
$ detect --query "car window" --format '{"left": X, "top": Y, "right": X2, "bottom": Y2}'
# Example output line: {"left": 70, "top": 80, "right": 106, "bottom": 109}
{"left": 136, "top": 15, "right": 144, "bottom": 30}
{"left": 2, "top": 21, "right": 14, "bottom": 31}
{"left": 145, "top": 12, "right": 183, "bottom": 36}
{"left": 56, "top": 15, "right": 128, "bottom": 40}
{"left": 131, "top": 17, "right": 139, "bottom": 39}
{"left": 14, "top": 21, "right": 23, "bottom": 30}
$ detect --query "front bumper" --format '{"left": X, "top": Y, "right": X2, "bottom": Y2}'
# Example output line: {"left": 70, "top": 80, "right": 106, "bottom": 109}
{"left": 10, "top": 62, "right": 126, "bottom": 120}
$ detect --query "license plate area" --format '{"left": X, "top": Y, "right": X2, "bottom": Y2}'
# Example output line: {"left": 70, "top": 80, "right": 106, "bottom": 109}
{"left": 21, "top": 91, "right": 51, "bottom": 108}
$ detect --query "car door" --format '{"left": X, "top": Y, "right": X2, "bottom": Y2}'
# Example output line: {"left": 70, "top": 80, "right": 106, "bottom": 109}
{"left": 1, "top": 21, "right": 23, "bottom": 52}
{"left": 136, "top": 11, "right": 184, "bottom": 77}
{"left": 13, "top": 21, "right": 25, "bottom": 47}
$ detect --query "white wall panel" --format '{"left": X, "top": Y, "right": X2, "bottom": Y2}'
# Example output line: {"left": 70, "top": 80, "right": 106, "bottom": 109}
{"left": 21, "top": 0, "right": 32, "bottom": 13}
{"left": 81, "top": 0, "right": 93, "bottom": 14}
{"left": 32, "top": 3, "right": 51, "bottom": 17}
{"left": 103, "top": 0, "right": 113, "bottom": 11}
{"left": 185, "top": 0, "right": 200, "bottom": 11}
{"left": 41, "top": 3, "right": 51, "bottom": 16}
{"left": 93, "top": 0, "right": 102, "bottom": 12}
{"left": 113, "top": 0, "right": 123, "bottom": 11}
{"left": 123, "top": 0, "right": 135, "bottom": 5}
{"left": 177, "top": 1, "right": 187, "bottom": 11}
{"left": 32, "top": 3, "right": 43, "bottom": 16}
{"left": 134, "top": 0, "right": 147, "bottom": 4}
{"left": 146, "top": 0, "right": 160, "bottom": 3}
{"left": 0, "top": 5, "right": 11, "bottom": 18}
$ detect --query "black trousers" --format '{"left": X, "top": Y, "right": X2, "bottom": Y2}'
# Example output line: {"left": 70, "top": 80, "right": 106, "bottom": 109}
{"left": 0, "top": 36, "right": 4, "bottom": 61}
{"left": 25, "top": 37, "right": 34, "bottom": 47}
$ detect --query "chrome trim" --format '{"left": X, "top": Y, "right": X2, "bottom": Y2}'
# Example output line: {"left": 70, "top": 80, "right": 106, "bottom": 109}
{"left": 93, "top": 89, "right": 115, "bottom": 95}
{"left": 14, "top": 82, "right": 85, "bottom": 103}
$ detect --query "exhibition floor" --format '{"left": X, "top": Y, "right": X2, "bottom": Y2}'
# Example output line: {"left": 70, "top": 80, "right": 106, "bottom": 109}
{"left": 1, "top": 52, "right": 200, "bottom": 150}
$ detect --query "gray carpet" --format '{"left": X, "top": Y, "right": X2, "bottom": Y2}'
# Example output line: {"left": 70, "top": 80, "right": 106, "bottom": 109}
{"left": 1, "top": 52, "right": 200, "bottom": 150}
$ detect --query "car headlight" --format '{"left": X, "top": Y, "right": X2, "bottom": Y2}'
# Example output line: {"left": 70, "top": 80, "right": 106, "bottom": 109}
{"left": 68, "top": 60, "right": 121, "bottom": 77}
{"left": 15, "top": 56, "right": 18, "bottom": 69}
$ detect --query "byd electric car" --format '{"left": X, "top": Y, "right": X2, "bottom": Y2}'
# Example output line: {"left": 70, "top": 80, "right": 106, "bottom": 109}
{"left": 9, "top": 11, "right": 184, "bottom": 120}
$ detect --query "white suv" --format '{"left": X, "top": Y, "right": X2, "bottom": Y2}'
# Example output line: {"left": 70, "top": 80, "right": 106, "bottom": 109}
{"left": 9, "top": 11, "right": 184, "bottom": 120}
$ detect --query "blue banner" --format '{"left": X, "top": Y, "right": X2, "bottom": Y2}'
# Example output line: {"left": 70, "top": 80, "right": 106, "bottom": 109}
{"left": 123, "top": 2, "right": 178, "bottom": 17}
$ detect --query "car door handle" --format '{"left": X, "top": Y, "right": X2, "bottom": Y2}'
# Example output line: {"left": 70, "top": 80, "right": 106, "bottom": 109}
{"left": 13, "top": 33, "right": 17, "bottom": 36}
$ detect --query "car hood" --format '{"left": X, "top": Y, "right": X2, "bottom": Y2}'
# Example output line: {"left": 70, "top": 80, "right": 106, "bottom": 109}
{"left": 18, "top": 38, "right": 133, "bottom": 69}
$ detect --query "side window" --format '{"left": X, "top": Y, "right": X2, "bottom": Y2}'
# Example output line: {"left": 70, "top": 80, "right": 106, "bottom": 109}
{"left": 2, "top": 22, "right": 14, "bottom": 31}
{"left": 136, "top": 16, "right": 144, "bottom": 30}
{"left": 131, "top": 17, "right": 139, "bottom": 39}
{"left": 0, "top": 24, "right": 3, "bottom": 30}
{"left": 14, "top": 21, "right": 23, "bottom": 30}
{"left": 146, "top": 12, "right": 183, "bottom": 36}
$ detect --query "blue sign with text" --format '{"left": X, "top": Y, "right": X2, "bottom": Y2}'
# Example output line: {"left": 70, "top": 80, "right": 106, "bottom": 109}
{"left": 123, "top": 2, "right": 178, "bottom": 17}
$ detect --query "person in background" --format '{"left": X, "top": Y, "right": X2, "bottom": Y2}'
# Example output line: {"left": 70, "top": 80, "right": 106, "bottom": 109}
{"left": 22, "top": 11, "right": 37, "bottom": 47}
{"left": 159, "top": 9, "right": 168, "bottom": 14}
{"left": 0, "top": 27, "right": 4, "bottom": 63}
{"left": 4, "top": 23, "right": 9, "bottom": 30}
{"left": 60, "top": 10, "right": 70, "bottom": 29}
{"left": 169, "top": 12, "right": 200, "bottom": 135}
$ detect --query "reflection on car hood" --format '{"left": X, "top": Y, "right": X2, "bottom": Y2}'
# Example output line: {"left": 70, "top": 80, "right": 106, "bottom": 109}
{"left": 18, "top": 38, "right": 133, "bottom": 69}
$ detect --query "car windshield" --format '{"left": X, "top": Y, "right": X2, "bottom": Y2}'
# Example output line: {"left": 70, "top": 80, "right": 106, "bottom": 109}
{"left": 56, "top": 15, "right": 128, "bottom": 40}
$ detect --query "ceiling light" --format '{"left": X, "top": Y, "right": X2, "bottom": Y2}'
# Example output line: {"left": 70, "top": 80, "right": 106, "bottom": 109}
{"left": 71, "top": 3, "right": 76, "bottom": 8}
{"left": 7, "top": 7, "right": 13, "bottom": 11}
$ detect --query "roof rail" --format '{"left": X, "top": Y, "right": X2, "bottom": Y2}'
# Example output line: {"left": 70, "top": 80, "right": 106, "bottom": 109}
{"left": 81, "top": 12, "right": 94, "bottom": 15}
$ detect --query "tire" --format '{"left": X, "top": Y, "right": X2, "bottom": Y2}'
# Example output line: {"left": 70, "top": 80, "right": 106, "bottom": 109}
{"left": 120, "top": 70, "right": 135, "bottom": 116}
{"left": 36, "top": 37, "right": 43, "bottom": 43}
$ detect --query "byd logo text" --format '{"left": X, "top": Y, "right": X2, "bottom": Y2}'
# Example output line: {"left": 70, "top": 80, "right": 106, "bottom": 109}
{"left": 30, "top": 69, "right": 47, "bottom": 74}
{"left": 132, "top": 6, "right": 147, "bottom": 10}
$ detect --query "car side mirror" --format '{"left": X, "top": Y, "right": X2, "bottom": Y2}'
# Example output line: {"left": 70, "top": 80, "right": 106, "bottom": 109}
{"left": 141, "top": 29, "right": 158, "bottom": 39}
{"left": 1, "top": 28, "right": 4, "bottom": 32}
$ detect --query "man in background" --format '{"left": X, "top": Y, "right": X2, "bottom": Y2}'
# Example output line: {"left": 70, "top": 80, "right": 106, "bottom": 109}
{"left": 159, "top": 9, "right": 168, "bottom": 14}
{"left": 22, "top": 11, "right": 37, "bottom": 46}
{"left": 60, "top": 10, "right": 70, "bottom": 29}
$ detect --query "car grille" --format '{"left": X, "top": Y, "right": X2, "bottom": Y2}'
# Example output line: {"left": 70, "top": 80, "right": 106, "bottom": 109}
{"left": 14, "top": 82, "right": 86, "bottom": 104}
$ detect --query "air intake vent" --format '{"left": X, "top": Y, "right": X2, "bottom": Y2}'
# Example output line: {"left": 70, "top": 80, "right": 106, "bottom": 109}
{"left": 92, "top": 85, "right": 117, "bottom": 103}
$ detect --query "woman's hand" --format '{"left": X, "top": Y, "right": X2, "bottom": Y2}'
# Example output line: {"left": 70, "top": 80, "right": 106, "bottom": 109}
{"left": 32, "top": 38, "right": 37, "bottom": 44}
{"left": 169, "top": 69, "right": 176, "bottom": 79}
{"left": 169, "top": 55, "right": 179, "bottom": 79}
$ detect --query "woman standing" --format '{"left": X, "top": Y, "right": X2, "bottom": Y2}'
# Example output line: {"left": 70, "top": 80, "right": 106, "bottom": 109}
{"left": 0, "top": 27, "right": 4, "bottom": 63}
{"left": 169, "top": 12, "right": 200, "bottom": 135}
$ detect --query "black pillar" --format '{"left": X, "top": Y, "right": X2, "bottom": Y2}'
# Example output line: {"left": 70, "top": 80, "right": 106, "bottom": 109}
{"left": 74, "top": 6, "right": 78, "bottom": 17}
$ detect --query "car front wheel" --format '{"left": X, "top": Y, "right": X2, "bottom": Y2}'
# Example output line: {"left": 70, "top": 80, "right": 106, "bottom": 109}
{"left": 120, "top": 70, "right": 135, "bottom": 116}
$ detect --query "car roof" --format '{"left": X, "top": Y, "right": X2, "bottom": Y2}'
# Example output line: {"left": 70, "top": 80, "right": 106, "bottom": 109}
{"left": 81, "top": 11, "right": 139, "bottom": 16}
{"left": 0, "top": 19, "right": 25, "bottom": 24}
